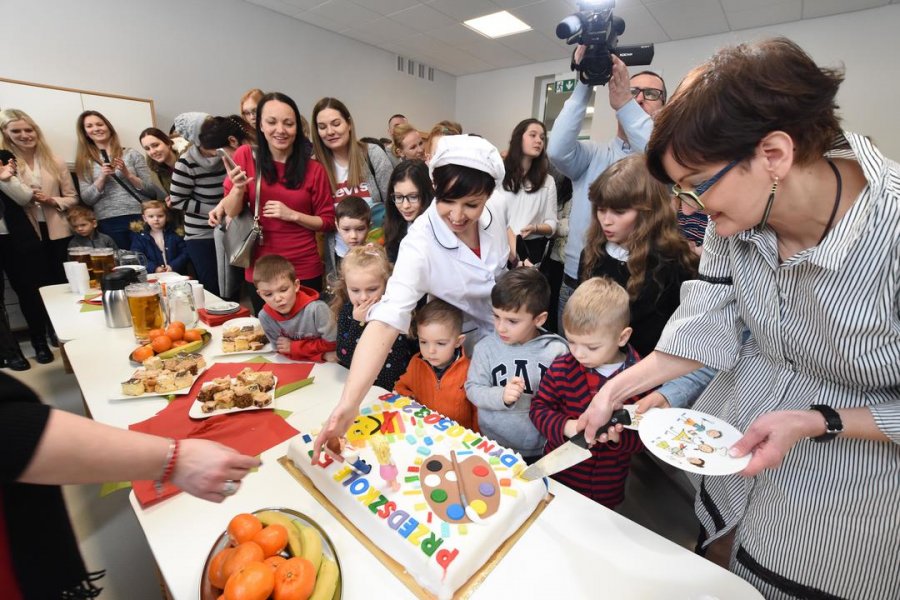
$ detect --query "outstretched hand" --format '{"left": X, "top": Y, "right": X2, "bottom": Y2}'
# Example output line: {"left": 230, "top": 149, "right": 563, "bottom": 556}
{"left": 172, "top": 439, "right": 261, "bottom": 502}
{"left": 312, "top": 403, "right": 358, "bottom": 464}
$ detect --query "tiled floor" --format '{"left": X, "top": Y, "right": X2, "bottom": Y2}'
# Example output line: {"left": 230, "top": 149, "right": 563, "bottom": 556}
{"left": 8, "top": 340, "right": 702, "bottom": 599}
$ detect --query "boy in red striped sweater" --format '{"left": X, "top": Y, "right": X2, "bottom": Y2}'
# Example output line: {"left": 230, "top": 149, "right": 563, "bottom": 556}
{"left": 529, "top": 277, "right": 643, "bottom": 508}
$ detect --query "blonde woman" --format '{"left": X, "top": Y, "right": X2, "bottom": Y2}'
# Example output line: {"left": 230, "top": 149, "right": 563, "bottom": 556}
{"left": 75, "top": 110, "right": 158, "bottom": 248}
{"left": 0, "top": 109, "right": 78, "bottom": 283}
{"left": 391, "top": 123, "right": 426, "bottom": 162}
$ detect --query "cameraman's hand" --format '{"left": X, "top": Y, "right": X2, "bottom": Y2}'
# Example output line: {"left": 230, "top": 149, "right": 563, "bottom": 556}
{"left": 573, "top": 44, "right": 587, "bottom": 66}
{"left": 608, "top": 55, "right": 633, "bottom": 111}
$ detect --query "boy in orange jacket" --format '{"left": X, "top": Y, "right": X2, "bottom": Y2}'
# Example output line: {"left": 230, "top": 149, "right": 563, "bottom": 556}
{"left": 394, "top": 299, "right": 477, "bottom": 431}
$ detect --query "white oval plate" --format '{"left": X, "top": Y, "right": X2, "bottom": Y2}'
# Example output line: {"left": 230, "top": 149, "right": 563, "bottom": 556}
{"left": 188, "top": 374, "right": 278, "bottom": 419}
{"left": 205, "top": 301, "right": 241, "bottom": 315}
{"left": 638, "top": 408, "right": 751, "bottom": 476}
{"left": 214, "top": 317, "right": 273, "bottom": 356}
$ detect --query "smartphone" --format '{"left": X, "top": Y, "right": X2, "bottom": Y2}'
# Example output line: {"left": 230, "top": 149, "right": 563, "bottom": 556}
{"left": 0, "top": 149, "right": 14, "bottom": 165}
{"left": 217, "top": 148, "right": 237, "bottom": 172}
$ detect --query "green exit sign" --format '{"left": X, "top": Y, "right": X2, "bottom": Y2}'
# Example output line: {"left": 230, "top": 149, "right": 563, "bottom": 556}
{"left": 554, "top": 79, "right": 576, "bottom": 93}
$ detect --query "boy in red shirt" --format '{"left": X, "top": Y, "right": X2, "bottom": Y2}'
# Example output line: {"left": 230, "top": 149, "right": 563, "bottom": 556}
{"left": 254, "top": 255, "right": 337, "bottom": 362}
{"left": 530, "top": 277, "right": 643, "bottom": 507}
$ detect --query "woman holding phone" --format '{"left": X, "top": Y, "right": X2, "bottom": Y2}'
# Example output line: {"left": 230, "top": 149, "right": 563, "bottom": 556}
{"left": 217, "top": 92, "right": 334, "bottom": 313}
{"left": 0, "top": 109, "right": 78, "bottom": 283}
{"left": 170, "top": 114, "right": 249, "bottom": 294}
{"left": 76, "top": 111, "right": 158, "bottom": 249}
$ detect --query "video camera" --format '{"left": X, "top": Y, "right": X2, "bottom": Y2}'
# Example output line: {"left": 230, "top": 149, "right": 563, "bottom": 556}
{"left": 557, "top": 0, "right": 654, "bottom": 86}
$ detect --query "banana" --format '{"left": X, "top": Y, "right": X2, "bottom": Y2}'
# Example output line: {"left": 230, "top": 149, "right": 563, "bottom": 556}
{"left": 257, "top": 511, "right": 303, "bottom": 558}
{"left": 295, "top": 521, "right": 323, "bottom": 573}
{"left": 308, "top": 557, "right": 339, "bottom": 600}
{"left": 157, "top": 338, "right": 204, "bottom": 359}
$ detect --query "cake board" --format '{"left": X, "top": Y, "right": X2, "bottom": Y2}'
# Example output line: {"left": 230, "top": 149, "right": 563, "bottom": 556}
{"left": 278, "top": 455, "right": 553, "bottom": 599}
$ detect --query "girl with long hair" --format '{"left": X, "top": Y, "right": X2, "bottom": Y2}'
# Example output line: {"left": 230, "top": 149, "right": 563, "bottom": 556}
{"left": 578, "top": 154, "right": 697, "bottom": 355}
{"left": 75, "top": 110, "right": 159, "bottom": 248}
{"left": 312, "top": 97, "right": 393, "bottom": 273}
{"left": 382, "top": 160, "right": 433, "bottom": 263}
{"left": 218, "top": 92, "right": 334, "bottom": 314}
{"left": 491, "top": 118, "right": 557, "bottom": 266}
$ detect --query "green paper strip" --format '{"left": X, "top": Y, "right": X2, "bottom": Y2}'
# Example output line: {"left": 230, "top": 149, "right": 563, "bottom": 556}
{"left": 80, "top": 302, "right": 103, "bottom": 313}
{"left": 100, "top": 481, "right": 132, "bottom": 497}
{"left": 274, "top": 376, "right": 315, "bottom": 398}
{"left": 274, "top": 408, "right": 293, "bottom": 419}
{"left": 245, "top": 356, "right": 272, "bottom": 364}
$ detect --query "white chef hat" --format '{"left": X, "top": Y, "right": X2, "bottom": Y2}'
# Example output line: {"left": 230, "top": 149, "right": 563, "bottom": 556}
{"left": 428, "top": 134, "right": 505, "bottom": 185}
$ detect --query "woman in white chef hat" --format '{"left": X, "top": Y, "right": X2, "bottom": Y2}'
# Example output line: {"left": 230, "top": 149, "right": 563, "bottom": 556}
{"left": 314, "top": 134, "right": 507, "bottom": 457}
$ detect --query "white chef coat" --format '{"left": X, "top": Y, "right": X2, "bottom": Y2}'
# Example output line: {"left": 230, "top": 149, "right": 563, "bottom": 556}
{"left": 368, "top": 202, "right": 509, "bottom": 347}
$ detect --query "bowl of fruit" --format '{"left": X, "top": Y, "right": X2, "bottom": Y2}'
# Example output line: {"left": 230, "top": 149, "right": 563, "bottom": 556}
{"left": 201, "top": 509, "right": 342, "bottom": 600}
{"left": 129, "top": 321, "right": 211, "bottom": 365}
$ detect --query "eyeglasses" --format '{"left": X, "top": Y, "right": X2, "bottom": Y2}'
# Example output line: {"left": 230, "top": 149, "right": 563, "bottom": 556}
{"left": 671, "top": 160, "right": 739, "bottom": 210}
{"left": 629, "top": 87, "right": 664, "bottom": 101}
{"left": 392, "top": 193, "right": 420, "bottom": 205}
{"left": 241, "top": 110, "right": 255, "bottom": 118}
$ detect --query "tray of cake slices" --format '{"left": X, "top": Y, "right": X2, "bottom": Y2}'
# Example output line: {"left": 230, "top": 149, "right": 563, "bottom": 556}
{"left": 188, "top": 367, "right": 278, "bottom": 419}
{"left": 113, "top": 353, "right": 207, "bottom": 400}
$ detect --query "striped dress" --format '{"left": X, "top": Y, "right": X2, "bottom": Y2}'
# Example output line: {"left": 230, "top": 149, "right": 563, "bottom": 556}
{"left": 657, "top": 132, "right": 900, "bottom": 599}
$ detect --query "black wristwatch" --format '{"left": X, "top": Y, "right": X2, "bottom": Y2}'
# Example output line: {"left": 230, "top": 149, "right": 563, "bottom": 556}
{"left": 810, "top": 404, "right": 843, "bottom": 443}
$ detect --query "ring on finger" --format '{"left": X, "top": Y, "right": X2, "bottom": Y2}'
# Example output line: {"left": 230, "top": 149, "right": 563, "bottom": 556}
{"left": 222, "top": 479, "right": 239, "bottom": 496}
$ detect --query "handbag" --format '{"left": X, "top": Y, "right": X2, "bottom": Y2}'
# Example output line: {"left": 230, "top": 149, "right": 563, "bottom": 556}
{"left": 223, "top": 150, "right": 263, "bottom": 268}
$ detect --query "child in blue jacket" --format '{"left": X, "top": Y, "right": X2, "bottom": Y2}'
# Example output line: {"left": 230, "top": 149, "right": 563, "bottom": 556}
{"left": 129, "top": 200, "right": 188, "bottom": 273}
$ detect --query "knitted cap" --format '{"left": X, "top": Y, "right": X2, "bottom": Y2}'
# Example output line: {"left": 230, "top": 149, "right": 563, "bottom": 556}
{"left": 172, "top": 112, "right": 210, "bottom": 146}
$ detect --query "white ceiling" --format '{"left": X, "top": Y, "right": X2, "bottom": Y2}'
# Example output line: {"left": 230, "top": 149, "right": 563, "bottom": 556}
{"left": 244, "top": 0, "right": 897, "bottom": 76}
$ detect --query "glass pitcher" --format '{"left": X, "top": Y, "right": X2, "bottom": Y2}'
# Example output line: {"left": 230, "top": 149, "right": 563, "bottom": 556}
{"left": 165, "top": 281, "right": 198, "bottom": 328}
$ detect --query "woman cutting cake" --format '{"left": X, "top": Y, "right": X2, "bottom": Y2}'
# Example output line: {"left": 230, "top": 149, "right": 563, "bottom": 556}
{"left": 313, "top": 135, "right": 508, "bottom": 459}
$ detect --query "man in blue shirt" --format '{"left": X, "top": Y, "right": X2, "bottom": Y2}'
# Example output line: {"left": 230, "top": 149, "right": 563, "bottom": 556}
{"left": 547, "top": 49, "right": 667, "bottom": 323}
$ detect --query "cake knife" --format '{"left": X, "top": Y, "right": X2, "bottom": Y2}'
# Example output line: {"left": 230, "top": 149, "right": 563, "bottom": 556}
{"left": 520, "top": 408, "right": 632, "bottom": 481}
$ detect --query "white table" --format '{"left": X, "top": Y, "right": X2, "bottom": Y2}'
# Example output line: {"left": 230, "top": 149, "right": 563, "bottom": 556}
{"left": 40, "top": 282, "right": 220, "bottom": 344}
{"left": 59, "top": 313, "right": 763, "bottom": 600}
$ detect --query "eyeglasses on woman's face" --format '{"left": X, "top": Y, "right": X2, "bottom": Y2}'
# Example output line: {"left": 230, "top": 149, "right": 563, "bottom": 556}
{"left": 392, "top": 193, "right": 420, "bottom": 205}
{"left": 671, "top": 160, "right": 739, "bottom": 210}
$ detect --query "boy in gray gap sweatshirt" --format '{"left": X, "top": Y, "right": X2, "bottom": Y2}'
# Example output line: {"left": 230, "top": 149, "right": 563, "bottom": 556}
{"left": 466, "top": 269, "right": 568, "bottom": 462}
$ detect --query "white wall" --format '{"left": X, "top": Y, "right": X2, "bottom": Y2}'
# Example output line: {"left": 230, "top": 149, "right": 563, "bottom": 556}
{"left": 456, "top": 5, "right": 900, "bottom": 160}
{"left": 2, "top": 0, "right": 455, "bottom": 145}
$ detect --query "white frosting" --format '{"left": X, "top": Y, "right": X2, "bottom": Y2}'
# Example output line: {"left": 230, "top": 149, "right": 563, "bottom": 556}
{"left": 287, "top": 393, "right": 547, "bottom": 600}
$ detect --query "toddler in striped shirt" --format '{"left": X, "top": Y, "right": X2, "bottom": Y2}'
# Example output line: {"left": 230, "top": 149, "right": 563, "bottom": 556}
{"left": 529, "top": 277, "right": 644, "bottom": 507}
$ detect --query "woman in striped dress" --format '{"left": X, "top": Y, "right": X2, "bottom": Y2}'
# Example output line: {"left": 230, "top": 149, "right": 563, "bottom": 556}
{"left": 579, "top": 38, "right": 900, "bottom": 599}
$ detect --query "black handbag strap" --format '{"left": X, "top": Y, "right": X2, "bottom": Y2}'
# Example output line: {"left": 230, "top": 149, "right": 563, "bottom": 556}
{"left": 110, "top": 171, "right": 147, "bottom": 206}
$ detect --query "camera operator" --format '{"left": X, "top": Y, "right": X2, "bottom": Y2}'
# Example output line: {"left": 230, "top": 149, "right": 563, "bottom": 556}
{"left": 548, "top": 45, "right": 666, "bottom": 324}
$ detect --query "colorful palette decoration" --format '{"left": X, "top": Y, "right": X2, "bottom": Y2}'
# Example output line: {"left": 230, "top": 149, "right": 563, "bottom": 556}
{"left": 419, "top": 454, "right": 500, "bottom": 523}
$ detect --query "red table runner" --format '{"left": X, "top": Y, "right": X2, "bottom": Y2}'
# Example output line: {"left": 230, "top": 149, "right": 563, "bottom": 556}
{"left": 129, "top": 361, "right": 313, "bottom": 507}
